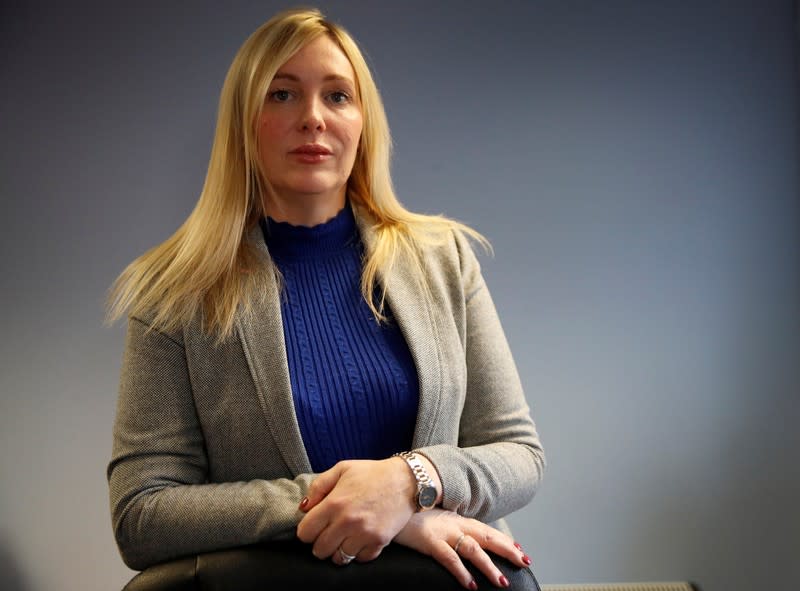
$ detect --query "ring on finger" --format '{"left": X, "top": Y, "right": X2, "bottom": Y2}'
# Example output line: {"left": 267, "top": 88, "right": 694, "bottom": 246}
{"left": 338, "top": 547, "right": 357, "bottom": 565}
{"left": 453, "top": 533, "right": 466, "bottom": 554}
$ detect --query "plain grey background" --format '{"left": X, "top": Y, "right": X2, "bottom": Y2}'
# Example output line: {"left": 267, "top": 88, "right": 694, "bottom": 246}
{"left": 1, "top": 1, "right": 798, "bottom": 590}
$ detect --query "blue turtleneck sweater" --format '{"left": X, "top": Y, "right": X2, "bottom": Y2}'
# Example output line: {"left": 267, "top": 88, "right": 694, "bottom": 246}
{"left": 260, "top": 205, "right": 419, "bottom": 472}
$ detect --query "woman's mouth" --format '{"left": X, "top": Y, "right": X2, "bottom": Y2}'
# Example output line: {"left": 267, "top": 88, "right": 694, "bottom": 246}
{"left": 289, "top": 144, "right": 333, "bottom": 163}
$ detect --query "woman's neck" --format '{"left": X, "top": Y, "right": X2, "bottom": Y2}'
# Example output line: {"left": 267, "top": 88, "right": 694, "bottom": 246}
{"left": 262, "top": 190, "right": 346, "bottom": 227}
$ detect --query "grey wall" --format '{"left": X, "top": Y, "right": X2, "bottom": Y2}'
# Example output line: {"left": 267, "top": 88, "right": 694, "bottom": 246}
{"left": 1, "top": 1, "right": 797, "bottom": 590}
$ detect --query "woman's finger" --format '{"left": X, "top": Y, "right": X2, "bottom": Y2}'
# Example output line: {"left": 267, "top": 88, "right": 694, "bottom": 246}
{"left": 354, "top": 543, "right": 385, "bottom": 563}
{"left": 331, "top": 541, "right": 361, "bottom": 566}
{"left": 455, "top": 533, "right": 509, "bottom": 589}
{"left": 429, "top": 539, "right": 478, "bottom": 590}
{"left": 464, "top": 519, "right": 531, "bottom": 570}
{"left": 308, "top": 522, "right": 342, "bottom": 559}
{"left": 310, "top": 518, "right": 375, "bottom": 562}
{"left": 300, "top": 463, "right": 345, "bottom": 512}
{"left": 296, "top": 503, "right": 331, "bottom": 545}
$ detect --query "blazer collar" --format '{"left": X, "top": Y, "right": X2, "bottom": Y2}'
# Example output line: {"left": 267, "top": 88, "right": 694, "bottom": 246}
{"left": 353, "top": 208, "right": 444, "bottom": 449}
{"left": 235, "top": 224, "right": 312, "bottom": 476}
{"left": 236, "top": 206, "right": 443, "bottom": 476}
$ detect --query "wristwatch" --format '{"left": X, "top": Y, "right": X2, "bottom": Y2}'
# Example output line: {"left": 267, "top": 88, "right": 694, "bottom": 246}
{"left": 394, "top": 451, "right": 438, "bottom": 511}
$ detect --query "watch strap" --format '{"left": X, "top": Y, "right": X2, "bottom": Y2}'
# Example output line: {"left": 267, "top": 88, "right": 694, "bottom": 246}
{"left": 393, "top": 451, "right": 436, "bottom": 510}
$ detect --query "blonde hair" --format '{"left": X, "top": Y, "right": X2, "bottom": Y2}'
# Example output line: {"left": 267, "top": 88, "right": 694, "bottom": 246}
{"left": 107, "top": 7, "right": 488, "bottom": 340}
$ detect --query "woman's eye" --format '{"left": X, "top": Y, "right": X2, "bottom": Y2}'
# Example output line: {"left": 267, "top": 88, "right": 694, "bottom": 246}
{"left": 328, "top": 91, "right": 351, "bottom": 104}
{"left": 269, "top": 89, "right": 292, "bottom": 102}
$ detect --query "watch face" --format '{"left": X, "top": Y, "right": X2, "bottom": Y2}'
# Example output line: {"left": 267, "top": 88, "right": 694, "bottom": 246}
{"left": 418, "top": 485, "right": 437, "bottom": 509}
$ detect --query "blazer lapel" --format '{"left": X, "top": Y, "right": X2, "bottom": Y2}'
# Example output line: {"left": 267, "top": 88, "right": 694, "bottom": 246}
{"left": 236, "top": 225, "right": 313, "bottom": 476}
{"left": 354, "top": 210, "right": 444, "bottom": 448}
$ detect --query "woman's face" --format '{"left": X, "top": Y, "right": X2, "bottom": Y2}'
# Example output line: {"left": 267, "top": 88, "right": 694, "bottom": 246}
{"left": 257, "top": 35, "right": 363, "bottom": 223}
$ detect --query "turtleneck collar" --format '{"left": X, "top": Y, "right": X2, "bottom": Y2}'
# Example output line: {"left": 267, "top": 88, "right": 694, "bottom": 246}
{"left": 260, "top": 202, "right": 358, "bottom": 260}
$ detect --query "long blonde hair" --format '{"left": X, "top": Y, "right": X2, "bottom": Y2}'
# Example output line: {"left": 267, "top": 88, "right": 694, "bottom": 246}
{"left": 107, "top": 8, "right": 487, "bottom": 340}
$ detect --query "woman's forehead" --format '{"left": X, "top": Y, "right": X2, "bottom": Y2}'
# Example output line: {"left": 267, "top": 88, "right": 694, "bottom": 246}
{"left": 273, "top": 36, "right": 355, "bottom": 83}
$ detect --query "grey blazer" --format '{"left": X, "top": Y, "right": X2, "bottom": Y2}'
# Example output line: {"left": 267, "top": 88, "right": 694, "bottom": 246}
{"left": 108, "top": 209, "right": 545, "bottom": 571}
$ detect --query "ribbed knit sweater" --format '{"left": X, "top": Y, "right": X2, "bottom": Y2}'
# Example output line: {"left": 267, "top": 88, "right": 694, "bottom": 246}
{"left": 260, "top": 205, "right": 419, "bottom": 472}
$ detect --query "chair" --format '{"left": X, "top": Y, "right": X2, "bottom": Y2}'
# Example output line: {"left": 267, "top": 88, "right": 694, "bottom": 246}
{"left": 123, "top": 539, "right": 541, "bottom": 590}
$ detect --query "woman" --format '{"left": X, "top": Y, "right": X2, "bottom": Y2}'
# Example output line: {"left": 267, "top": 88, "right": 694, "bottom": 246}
{"left": 107, "top": 8, "right": 544, "bottom": 590}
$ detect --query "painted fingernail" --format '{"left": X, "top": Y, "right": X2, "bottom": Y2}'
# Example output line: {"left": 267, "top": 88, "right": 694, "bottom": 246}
{"left": 522, "top": 554, "right": 532, "bottom": 565}
{"left": 499, "top": 575, "right": 510, "bottom": 588}
{"left": 513, "top": 542, "right": 522, "bottom": 550}
{"left": 468, "top": 580, "right": 478, "bottom": 591}
{"left": 299, "top": 497, "right": 309, "bottom": 509}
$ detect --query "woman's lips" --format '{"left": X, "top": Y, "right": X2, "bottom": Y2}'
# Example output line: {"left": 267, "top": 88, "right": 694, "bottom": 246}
{"left": 290, "top": 144, "right": 332, "bottom": 163}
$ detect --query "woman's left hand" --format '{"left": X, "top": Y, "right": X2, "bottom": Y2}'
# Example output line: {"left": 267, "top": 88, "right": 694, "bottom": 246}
{"left": 393, "top": 509, "right": 532, "bottom": 590}
{"left": 296, "top": 458, "right": 417, "bottom": 564}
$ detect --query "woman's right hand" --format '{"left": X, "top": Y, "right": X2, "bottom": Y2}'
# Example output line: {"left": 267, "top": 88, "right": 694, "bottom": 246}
{"left": 393, "top": 508, "right": 532, "bottom": 590}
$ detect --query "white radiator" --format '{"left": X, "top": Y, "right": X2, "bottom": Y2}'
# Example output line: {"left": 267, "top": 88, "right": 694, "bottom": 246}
{"left": 542, "top": 583, "right": 697, "bottom": 591}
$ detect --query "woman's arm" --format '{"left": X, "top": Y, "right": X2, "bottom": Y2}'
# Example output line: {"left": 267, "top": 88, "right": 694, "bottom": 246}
{"left": 108, "top": 316, "right": 313, "bottom": 571}
{"left": 390, "top": 231, "right": 544, "bottom": 587}
{"left": 415, "top": 229, "right": 546, "bottom": 523}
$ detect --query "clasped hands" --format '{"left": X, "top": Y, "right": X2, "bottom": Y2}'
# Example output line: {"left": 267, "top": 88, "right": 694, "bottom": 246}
{"left": 296, "top": 457, "right": 531, "bottom": 589}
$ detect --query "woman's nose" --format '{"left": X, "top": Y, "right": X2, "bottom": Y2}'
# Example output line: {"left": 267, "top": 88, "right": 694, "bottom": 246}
{"left": 300, "top": 97, "right": 326, "bottom": 132}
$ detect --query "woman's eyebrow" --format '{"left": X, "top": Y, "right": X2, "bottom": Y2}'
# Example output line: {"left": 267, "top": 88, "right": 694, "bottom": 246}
{"left": 272, "top": 72, "right": 354, "bottom": 84}
{"left": 272, "top": 72, "right": 300, "bottom": 82}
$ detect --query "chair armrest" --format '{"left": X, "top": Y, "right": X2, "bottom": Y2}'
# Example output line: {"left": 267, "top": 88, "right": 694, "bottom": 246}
{"left": 123, "top": 539, "right": 541, "bottom": 590}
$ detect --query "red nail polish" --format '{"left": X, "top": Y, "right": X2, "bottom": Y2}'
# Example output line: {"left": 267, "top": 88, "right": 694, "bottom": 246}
{"left": 299, "top": 497, "right": 309, "bottom": 509}
{"left": 523, "top": 554, "right": 532, "bottom": 566}
{"left": 514, "top": 542, "right": 522, "bottom": 550}
{"left": 468, "top": 580, "right": 478, "bottom": 591}
{"left": 499, "top": 575, "right": 510, "bottom": 588}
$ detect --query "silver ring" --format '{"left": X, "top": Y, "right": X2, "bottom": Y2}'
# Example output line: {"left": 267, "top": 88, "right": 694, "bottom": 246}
{"left": 453, "top": 533, "right": 466, "bottom": 554}
{"left": 338, "top": 547, "right": 357, "bottom": 565}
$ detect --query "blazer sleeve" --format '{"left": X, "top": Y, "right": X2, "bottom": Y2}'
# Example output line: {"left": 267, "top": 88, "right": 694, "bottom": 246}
{"left": 107, "top": 316, "right": 314, "bottom": 571}
{"left": 416, "top": 230, "right": 546, "bottom": 523}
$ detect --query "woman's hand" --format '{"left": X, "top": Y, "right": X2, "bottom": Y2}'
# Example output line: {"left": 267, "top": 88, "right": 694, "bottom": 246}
{"left": 393, "top": 509, "right": 532, "bottom": 590}
{"left": 296, "top": 458, "right": 418, "bottom": 564}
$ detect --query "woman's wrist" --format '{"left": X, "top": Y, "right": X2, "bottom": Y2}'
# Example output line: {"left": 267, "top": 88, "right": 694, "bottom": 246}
{"left": 393, "top": 451, "right": 443, "bottom": 508}
{"left": 415, "top": 452, "right": 443, "bottom": 506}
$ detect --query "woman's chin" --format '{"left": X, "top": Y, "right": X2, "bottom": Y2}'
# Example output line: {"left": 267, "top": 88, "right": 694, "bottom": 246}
{"left": 280, "top": 179, "right": 347, "bottom": 201}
